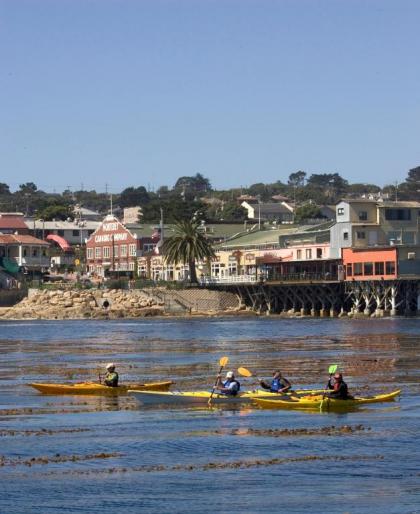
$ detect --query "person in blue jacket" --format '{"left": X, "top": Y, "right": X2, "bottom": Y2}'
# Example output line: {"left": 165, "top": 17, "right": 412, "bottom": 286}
{"left": 260, "top": 370, "right": 291, "bottom": 393}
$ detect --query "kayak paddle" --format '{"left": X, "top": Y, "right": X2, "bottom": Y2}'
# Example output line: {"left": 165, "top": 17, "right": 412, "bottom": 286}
{"left": 237, "top": 367, "right": 262, "bottom": 381}
{"left": 208, "top": 356, "right": 229, "bottom": 406}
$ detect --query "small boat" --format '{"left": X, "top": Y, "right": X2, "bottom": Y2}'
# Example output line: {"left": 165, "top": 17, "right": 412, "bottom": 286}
{"left": 29, "top": 381, "right": 174, "bottom": 395}
{"left": 253, "top": 390, "right": 401, "bottom": 411}
{"left": 128, "top": 388, "right": 326, "bottom": 406}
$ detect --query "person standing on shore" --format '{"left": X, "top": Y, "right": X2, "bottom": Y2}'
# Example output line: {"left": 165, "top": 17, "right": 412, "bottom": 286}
{"left": 103, "top": 363, "right": 119, "bottom": 387}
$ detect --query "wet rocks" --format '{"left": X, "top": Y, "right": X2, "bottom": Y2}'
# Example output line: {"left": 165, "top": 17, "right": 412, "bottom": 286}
{"left": 0, "top": 288, "right": 164, "bottom": 320}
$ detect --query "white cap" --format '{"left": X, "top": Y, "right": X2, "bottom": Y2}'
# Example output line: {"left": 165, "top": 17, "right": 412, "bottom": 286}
{"left": 106, "top": 363, "right": 116, "bottom": 370}
{"left": 226, "top": 371, "right": 234, "bottom": 379}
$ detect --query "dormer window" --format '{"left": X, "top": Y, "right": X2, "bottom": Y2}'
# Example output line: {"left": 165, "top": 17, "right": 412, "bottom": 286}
{"left": 337, "top": 207, "right": 344, "bottom": 215}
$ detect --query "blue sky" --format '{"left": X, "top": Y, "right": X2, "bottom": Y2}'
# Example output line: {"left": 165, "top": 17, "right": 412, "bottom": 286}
{"left": 1, "top": 0, "right": 419, "bottom": 193}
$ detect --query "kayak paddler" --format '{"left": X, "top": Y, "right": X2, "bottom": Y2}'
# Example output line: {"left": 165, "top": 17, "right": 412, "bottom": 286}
{"left": 260, "top": 370, "right": 292, "bottom": 394}
{"left": 215, "top": 371, "right": 241, "bottom": 396}
{"left": 326, "top": 372, "right": 350, "bottom": 400}
{"left": 104, "top": 363, "right": 119, "bottom": 387}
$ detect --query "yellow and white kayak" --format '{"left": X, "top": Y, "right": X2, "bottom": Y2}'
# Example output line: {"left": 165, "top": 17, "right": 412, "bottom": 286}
{"left": 128, "top": 388, "right": 326, "bottom": 405}
{"left": 253, "top": 390, "right": 401, "bottom": 411}
{"left": 29, "top": 381, "right": 174, "bottom": 395}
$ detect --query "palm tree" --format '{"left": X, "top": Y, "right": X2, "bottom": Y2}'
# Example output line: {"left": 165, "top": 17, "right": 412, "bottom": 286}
{"left": 162, "top": 219, "right": 215, "bottom": 283}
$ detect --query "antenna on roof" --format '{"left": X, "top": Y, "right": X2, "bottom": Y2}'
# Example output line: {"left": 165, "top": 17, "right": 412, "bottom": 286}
{"left": 110, "top": 194, "right": 113, "bottom": 215}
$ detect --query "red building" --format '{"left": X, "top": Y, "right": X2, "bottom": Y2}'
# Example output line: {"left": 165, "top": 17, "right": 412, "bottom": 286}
{"left": 85, "top": 215, "right": 153, "bottom": 277}
{"left": 342, "top": 247, "right": 397, "bottom": 281}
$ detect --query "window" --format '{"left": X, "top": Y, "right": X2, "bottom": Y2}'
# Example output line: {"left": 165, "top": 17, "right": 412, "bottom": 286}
{"left": 364, "top": 262, "right": 373, "bottom": 275}
{"left": 120, "top": 244, "right": 127, "bottom": 257}
{"left": 296, "top": 249, "right": 302, "bottom": 259}
{"left": 103, "top": 247, "right": 110, "bottom": 259}
{"left": 57, "top": 230, "right": 64, "bottom": 236}
{"left": 384, "top": 208, "right": 411, "bottom": 221}
{"left": 129, "top": 244, "right": 137, "bottom": 256}
{"left": 72, "top": 230, "right": 80, "bottom": 237}
{"left": 375, "top": 262, "right": 384, "bottom": 275}
{"left": 337, "top": 207, "right": 344, "bottom": 215}
{"left": 95, "top": 247, "right": 101, "bottom": 259}
{"left": 386, "top": 261, "right": 396, "bottom": 274}
{"left": 129, "top": 262, "right": 135, "bottom": 271}
{"left": 42, "top": 248, "right": 47, "bottom": 257}
{"left": 402, "top": 232, "right": 415, "bottom": 244}
{"left": 387, "top": 231, "right": 402, "bottom": 245}
{"left": 356, "top": 231, "right": 366, "bottom": 239}
{"left": 354, "top": 263, "right": 363, "bottom": 276}
{"left": 346, "top": 264, "right": 352, "bottom": 277}
{"left": 358, "top": 211, "right": 368, "bottom": 221}
{"left": 316, "top": 248, "right": 322, "bottom": 258}
{"left": 113, "top": 246, "right": 119, "bottom": 257}
{"left": 87, "top": 248, "right": 93, "bottom": 259}
{"left": 343, "top": 232, "right": 349, "bottom": 241}
{"left": 23, "top": 248, "right": 27, "bottom": 257}
{"left": 305, "top": 249, "right": 312, "bottom": 259}
{"left": 143, "top": 243, "right": 154, "bottom": 253}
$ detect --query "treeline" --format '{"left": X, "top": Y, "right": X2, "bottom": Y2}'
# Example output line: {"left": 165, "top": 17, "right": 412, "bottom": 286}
{"left": 1, "top": 167, "right": 419, "bottom": 223}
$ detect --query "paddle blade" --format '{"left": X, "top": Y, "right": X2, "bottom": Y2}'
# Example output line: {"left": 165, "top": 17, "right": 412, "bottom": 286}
{"left": 219, "top": 356, "right": 229, "bottom": 367}
{"left": 237, "top": 367, "right": 253, "bottom": 377}
{"left": 328, "top": 364, "right": 338, "bottom": 374}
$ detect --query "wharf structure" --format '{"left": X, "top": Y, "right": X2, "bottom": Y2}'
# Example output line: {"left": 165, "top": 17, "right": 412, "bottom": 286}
{"left": 205, "top": 199, "right": 420, "bottom": 316}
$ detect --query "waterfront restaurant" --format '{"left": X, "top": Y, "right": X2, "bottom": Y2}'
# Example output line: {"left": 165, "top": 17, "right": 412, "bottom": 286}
{"left": 342, "top": 247, "right": 398, "bottom": 281}
{"left": 85, "top": 215, "right": 153, "bottom": 277}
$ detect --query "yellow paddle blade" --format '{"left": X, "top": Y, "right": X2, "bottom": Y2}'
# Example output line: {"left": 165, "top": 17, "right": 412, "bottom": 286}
{"left": 219, "top": 356, "right": 229, "bottom": 367}
{"left": 237, "top": 367, "right": 253, "bottom": 377}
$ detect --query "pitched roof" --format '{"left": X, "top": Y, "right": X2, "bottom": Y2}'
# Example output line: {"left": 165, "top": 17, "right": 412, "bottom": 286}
{"left": 0, "top": 234, "right": 49, "bottom": 245}
{"left": 0, "top": 214, "right": 28, "bottom": 231}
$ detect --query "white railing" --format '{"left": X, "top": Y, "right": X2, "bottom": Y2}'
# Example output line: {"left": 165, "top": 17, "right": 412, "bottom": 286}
{"left": 200, "top": 274, "right": 257, "bottom": 285}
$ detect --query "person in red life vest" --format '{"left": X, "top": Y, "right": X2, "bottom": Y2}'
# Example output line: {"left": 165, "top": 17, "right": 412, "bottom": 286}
{"left": 215, "top": 371, "right": 241, "bottom": 396}
{"left": 327, "top": 372, "right": 350, "bottom": 400}
{"left": 260, "top": 370, "right": 292, "bottom": 394}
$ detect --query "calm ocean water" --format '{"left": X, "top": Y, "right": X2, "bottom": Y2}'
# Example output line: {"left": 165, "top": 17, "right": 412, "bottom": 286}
{"left": 0, "top": 317, "right": 419, "bottom": 514}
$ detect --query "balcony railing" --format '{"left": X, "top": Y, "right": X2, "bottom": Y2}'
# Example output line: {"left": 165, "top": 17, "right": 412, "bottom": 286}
{"left": 200, "top": 272, "right": 338, "bottom": 285}
{"left": 200, "top": 274, "right": 257, "bottom": 285}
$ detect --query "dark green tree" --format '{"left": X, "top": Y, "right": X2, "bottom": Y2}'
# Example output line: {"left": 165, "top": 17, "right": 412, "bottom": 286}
{"left": 119, "top": 186, "right": 150, "bottom": 208}
{"left": 162, "top": 219, "right": 215, "bottom": 283}
{"left": 288, "top": 171, "right": 306, "bottom": 187}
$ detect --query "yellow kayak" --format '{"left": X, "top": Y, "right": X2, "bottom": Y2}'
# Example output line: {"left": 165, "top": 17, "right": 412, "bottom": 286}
{"left": 253, "top": 390, "right": 401, "bottom": 411}
{"left": 128, "top": 388, "right": 327, "bottom": 405}
{"left": 29, "top": 381, "right": 174, "bottom": 395}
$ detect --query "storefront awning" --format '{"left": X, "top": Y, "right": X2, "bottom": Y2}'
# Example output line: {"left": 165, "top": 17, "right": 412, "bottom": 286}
{"left": 46, "top": 234, "right": 72, "bottom": 252}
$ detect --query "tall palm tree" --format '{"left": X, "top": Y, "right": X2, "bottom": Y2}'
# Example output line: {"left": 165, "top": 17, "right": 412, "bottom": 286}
{"left": 162, "top": 219, "right": 215, "bottom": 283}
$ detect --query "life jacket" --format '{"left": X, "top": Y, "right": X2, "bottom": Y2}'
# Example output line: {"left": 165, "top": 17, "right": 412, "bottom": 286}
{"left": 270, "top": 378, "right": 286, "bottom": 393}
{"left": 222, "top": 379, "right": 241, "bottom": 395}
{"left": 104, "top": 371, "right": 119, "bottom": 387}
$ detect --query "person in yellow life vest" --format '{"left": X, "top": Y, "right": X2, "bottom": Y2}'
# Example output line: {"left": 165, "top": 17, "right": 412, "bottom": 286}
{"left": 104, "top": 363, "right": 119, "bottom": 387}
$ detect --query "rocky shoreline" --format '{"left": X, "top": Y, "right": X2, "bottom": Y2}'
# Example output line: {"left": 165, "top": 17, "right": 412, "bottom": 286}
{"left": 0, "top": 289, "right": 165, "bottom": 320}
